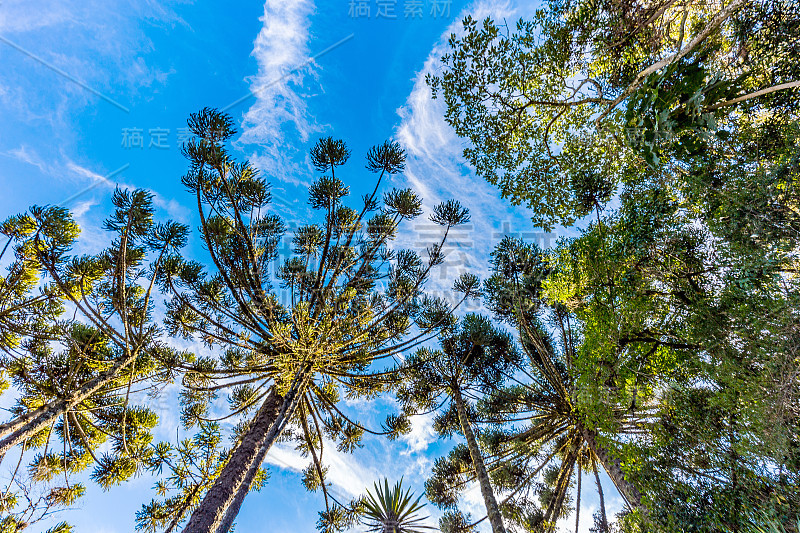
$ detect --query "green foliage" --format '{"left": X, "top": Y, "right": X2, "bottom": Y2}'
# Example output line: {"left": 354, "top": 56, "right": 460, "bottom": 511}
{"left": 429, "top": 0, "right": 800, "bottom": 229}
{"left": 0, "top": 205, "right": 72, "bottom": 352}
{"left": 44, "top": 523, "right": 73, "bottom": 533}
{"left": 361, "top": 478, "right": 431, "bottom": 533}
{"left": 623, "top": 49, "right": 741, "bottom": 167}
{"left": 439, "top": 510, "right": 477, "bottom": 533}
{"left": 0, "top": 187, "right": 192, "bottom": 527}
{"left": 136, "top": 423, "right": 235, "bottom": 533}
{"left": 427, "top": 1, "right": 800, "bottom": 530}
{"left": 156, "top": 108, "right": 474, "bottom": 529}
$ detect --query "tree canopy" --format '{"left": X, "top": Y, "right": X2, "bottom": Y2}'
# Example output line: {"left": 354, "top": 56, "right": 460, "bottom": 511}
{"left": 0, "top": 2, "right": 798, "bottom": 529}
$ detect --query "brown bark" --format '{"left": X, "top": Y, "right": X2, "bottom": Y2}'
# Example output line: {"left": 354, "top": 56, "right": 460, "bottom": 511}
{"left": 216, "top": 382, "right": 305, "bottom": 533}
{"left": 182, "top": 377, "right": 303, "bottom": 533}
{"left": 452, "top": 386, "right": 506, "bottom": 533}
{"left": 0, "top": 351, "right": 138, "bottom": 459}
{"left": 579, "top": 425, "right": 644, "bottom": 511}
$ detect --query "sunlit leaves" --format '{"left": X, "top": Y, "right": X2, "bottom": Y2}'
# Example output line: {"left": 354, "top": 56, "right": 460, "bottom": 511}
{"left": 148, "top": 108, "right": 473, "bottom": 530}
{"left": 384, "top": 189, "right": 423, "bottom": 219}
{"left": 309, "top": 176, "right": 350, "bottom": 211}
{"left": 361, "top": 478, "right": 430, "bottom": 533}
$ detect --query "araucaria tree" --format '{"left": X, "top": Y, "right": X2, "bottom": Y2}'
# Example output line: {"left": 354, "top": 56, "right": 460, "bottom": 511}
{"left": 153, "top": 108, "right": 478, "bottom": 533}
{"left": 396, "top": 314, "right": 522, "bottom": 533}
{"left": 0, "top": 193, "right": 191, "bottom": 528}
{"left": 479, "top": 236, "right": 650, "bottom": 532}
{"left": 429, "top": 0, "right": 799, "bottom": 529}
{"left": 0, "top": 210, "right": 65, "bottom": 359}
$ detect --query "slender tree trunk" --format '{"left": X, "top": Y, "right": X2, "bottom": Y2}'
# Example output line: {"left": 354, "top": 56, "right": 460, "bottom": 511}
{"left": 165, "top": 485, "right": 202, "bottom": 533}
{"left": 592, "top": 460, "right": 609, "bottom": 533}
{"left": 543, "top": 447, "right": 577, "bottom": 528}
{"left": 182, "top": 377, "right": 304, "bottom": 533}
{"left": 575, "top": 464, "right": 581, "bottom": 533}
{"left": 452, "top": 386, "right": 506, "bottom": 533}
{"left": 579, "top": 425, "right": 643, "bottom": 511}
{"left": 729, "top": 408, "right": 740, "bottom": 533}
{"left": 0, "top": 351, "right": 138, "bottom": 459}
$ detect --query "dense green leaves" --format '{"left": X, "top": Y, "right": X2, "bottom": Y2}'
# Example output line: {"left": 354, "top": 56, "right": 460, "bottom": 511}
{"left": 429, "top": 0, "right": 800, "bottom": 229}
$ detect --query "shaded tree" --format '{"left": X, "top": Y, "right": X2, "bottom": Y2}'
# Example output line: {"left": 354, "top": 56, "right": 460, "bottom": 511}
{"left": 468, "top": 236, "right": 650, "bottom": 532}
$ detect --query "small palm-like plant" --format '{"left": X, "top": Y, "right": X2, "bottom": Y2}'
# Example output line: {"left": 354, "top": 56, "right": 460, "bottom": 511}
{"left": 362, "top": 479, "right": 432, "bottom": 533}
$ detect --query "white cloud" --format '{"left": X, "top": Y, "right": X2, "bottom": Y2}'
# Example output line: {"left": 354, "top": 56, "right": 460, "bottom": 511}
{"left": 267, "top": 438, "right": 379, "bottom": 498}
{"left": 7, "top": 145, "right": 47, "bottom": 173}
{"left": 238, "top": 0, "right": 320, "bottom": 187}
{"left": 400, "top": 411, "right": 438, "bottom": 455}
{"left": 66, "top": 160, "right": 109, "bottom": 183}
{"left": 70, "top": 198, "right": 98, "bottom": 218}
{"left": 0, "top": 0, "right": 187, "bottom": 36}
{"left": 0, "top": 0, "right": 177, "bottom": 127}
{"left": 0, "top": 1, "right": 76, "bottom": 34}
{"left": 391, "top": 0, "right": 552, "bottom": 303}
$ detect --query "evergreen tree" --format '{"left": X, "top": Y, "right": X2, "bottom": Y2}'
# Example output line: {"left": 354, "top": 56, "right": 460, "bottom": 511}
{"left": 151, "top": 108, "right": 477, "bottom": 533}
{"left": 0, "top": 191, "right": 188, "bottom": 458}
{"left": 0, "top": 191, "right": 190, "bottom": 528}
{"left": 136, "top": 423, "right": 259, "bottom": 533}
{"left": 440, "top": 236, "right": 647, "bottom": 533}
{"left": 0, "top": 207, "right": 66, "bottom": 358}
{"left": 396, "top": 314, "right": 522, "bottom": 533}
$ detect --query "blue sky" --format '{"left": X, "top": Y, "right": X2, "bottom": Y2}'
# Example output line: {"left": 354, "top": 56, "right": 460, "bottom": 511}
{"left": 0, "top": 1, "right": 618, "bottom": 531}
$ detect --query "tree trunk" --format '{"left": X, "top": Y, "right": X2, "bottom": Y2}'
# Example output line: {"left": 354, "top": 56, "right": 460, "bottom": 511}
{"left": 182, "top": 377, "right": 303, "bottom": 533}
{"left": 0, "top": 351, "right": 138, "bottom": 459}
{"left": 592, "top": 460, "right": 609, "bottom": 533}
{"left": 575, "top": 464, "right": 581, "bottom": 533}
{"left": 452, "top": 386, "right": 506, "bottom": 533}
{"left": 165, "top": 484, "right": 202, "bottom": 533}
{"left": 381, "top": 520, "right": 399, "bottom": 533}
{"left": 216, "top": 381, "right": 305, "bottom": 533}
{"left": 579, "top": 425, "right": 644, "bottom": 511}
{"left": 543, "top": 446, "right": 576, "bottom": 528}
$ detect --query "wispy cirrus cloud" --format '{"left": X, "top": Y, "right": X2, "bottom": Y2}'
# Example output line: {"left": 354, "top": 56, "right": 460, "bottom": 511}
{"left": 389, "top": 0, "right": 559, "bottom": 312}
{"left": 0, "top": 0, "right": 180, "bottom": 123}
{"left": 237, "top": 0, "right": 321, "bottom": 187}
{"left": 7, "top": 145, "right": 48, "bottom": 173}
